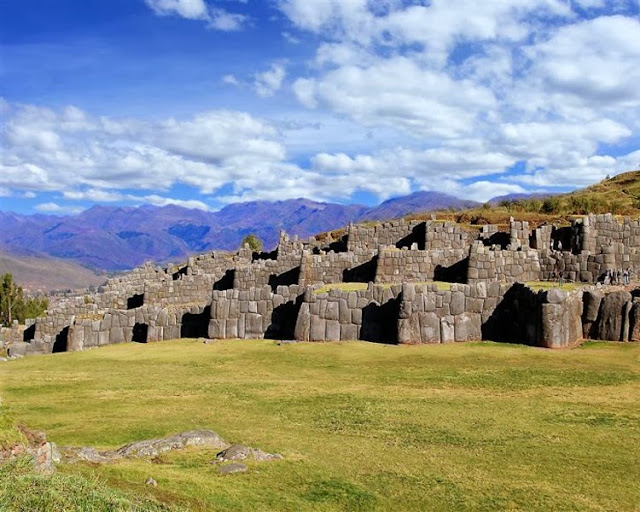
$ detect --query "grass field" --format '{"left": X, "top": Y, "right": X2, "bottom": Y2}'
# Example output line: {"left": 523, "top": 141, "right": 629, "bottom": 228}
{"left": 1, "top": 339, "right": 639, "bottom": 511}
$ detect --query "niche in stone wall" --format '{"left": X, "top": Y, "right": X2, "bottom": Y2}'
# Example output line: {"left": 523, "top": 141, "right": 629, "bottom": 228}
{"left": 181, "top": 306, "right": 211, "bottom": 338}
{"left": 360, "top": 298, "right": 400, "bottom": 344}
{"left": 483, "top": 232, "right": 510, "bottom": 249}
{"left": 434, "top": 257, "right": 469, "bottom": 283}
{"left": 551, "top": 226, "right": 573, "bottom": 252}
{"left": 213, "top": 269, "right": 235, "bottom": 291}
{"left": 343, "top": 256, "right": 378, "bottom": 283}
{"left": 127, "top": 293, "right": 144, "bottom": 309}
{"left": 396, "top": 222, "right": 426, "bottom": 250}
{"left": 23, "top": 324, "right": 36, "bottom": 342}
{"left": 268, "top": 267, "right": 300, "bottom": 292}
{"left": 312, "top": 234, "right": 348, "bottom": 254}
{"left": 53, "top": 326, "right": 69, "bottom": 353}
{"left": 252, "top": 248, "right": 278, "bottom": 261}
{"left": 265, "top": 295, "right": 304, "bottom": 340}
{"left": 132, "top": 322, "right": 148, "bottom": 343}
{"left": 172, "top": 265, "right": 188, "bottom": 280}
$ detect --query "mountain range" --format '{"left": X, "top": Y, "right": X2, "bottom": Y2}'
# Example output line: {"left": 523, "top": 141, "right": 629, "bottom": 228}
{"left": 0, "top": 191, "right": 479, "bottom": 273}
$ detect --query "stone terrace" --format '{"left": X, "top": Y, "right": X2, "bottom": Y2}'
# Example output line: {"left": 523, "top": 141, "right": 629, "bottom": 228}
{"left": 6, "top": 213, "right": 640, "bottom": 356}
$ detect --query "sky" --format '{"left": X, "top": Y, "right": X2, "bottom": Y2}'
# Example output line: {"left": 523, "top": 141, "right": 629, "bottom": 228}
{"left": 1, "top": 0, "right": 640, "bottom": 215}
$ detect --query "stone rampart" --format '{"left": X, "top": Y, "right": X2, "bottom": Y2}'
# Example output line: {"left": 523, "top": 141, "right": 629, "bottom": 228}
{"left": 294, "top": 284, "right": 402, "bottom": 343}
{"left": 208, "top": 285, "right": 306, "bottom": 340}
{"left": 467, "top": 244, "right": 541, "bottom": 283}
{"left": 300, "top": 250, "right": 377, "bottom": 286}
{"left": 375, "top": 246, "right": 469, "bottom": 283}
{"left": 9, "top": 212, "right": 640, "bottom": 358}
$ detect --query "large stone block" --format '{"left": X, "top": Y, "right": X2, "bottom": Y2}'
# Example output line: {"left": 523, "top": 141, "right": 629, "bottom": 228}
{"left": 594, "top": 291, "right": 632, "bottom": 341}
{"left": 326, "top": 320, "right": 341, "bottom": 341}
{"left": 454, "top": 313, "right": 481, "bottom": 342}
{"left": 310, "top": 316, "right": 326, "bottom": 342}
{"left": 418, "top": 312, "right": 440, "bottom": 343}
{"left": 440, "top": 316, "right": 455, "bottom": 343}
{"left": 340, "top": 323, "right": 359, "bottom": 341}
{"left": 450, "top": 291, "right": 465, "bottom": 315}
{"left": 630, "top": 302, "right": 640, "bottom": 342}
{"left": 294, "top": 303, "right": 311, "bottom": 342}
{"left": 398, "top": 315, "right": 420, "bottom": 344}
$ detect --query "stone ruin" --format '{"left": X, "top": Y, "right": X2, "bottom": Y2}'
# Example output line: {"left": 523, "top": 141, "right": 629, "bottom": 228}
{"left": 5, "top": 213, "right": 640, "bottom": 357}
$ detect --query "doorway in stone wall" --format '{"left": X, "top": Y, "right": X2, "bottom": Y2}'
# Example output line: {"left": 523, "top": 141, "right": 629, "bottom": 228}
{"left": 52, "top": 326, "right": 69, "bottom": 353}
{"left": 180, "top": 306, "right": 210, "bottom": 338}
{"left": 132, "top": 322, "right": 148, "bottom": 343}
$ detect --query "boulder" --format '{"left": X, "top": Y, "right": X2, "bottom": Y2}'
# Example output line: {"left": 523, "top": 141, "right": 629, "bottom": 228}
{"left": 629, "top": 302, "right": 640, "bottom": 342}
{"left": 582, "top": 290, "right": 603, "bottom": 338}
{"left": 594, "top": 291, "right": 632, "bottom": 341}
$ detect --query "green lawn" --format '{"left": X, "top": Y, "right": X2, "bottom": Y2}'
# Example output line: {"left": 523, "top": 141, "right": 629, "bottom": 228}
{"left": 1, "top": 339, "right": 639, "bottom": 511}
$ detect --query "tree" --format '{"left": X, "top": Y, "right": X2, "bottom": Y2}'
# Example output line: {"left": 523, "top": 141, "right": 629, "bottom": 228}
{"left": 0, "top": 273, "right": 48, "bottom": 326}
{"left": 241, "top": 234, "right": 263, "bottom": 252}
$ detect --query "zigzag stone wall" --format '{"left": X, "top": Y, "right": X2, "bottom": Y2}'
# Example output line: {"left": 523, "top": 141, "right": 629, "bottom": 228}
{"left": 7, "top": 212, "right": 640, "bottom": 357}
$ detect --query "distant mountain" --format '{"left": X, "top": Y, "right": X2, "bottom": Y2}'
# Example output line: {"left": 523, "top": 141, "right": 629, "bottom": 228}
{"left": 362, "top": 191, "right": 480, "bottom": 221}
{"left": 489, "top": 192, "right": 552, "bottom": 204}
{"left": 0, "top": 192, "right": 474, "bottom": 272}
{"left": 0, "top": 249, "right": 107, "bottom": 292}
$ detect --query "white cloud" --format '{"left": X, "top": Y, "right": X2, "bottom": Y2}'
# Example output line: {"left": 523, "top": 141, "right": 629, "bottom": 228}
{"left": 222, "top": 74, "right": 239, "bottom": 86}
{"left": 254, "top": 63, "right": 286, "bottom": 97}
{"left": 145, "top": 0, "right": 246, "bottom": 30}
{"left": 208, "top": 8, "right": 245, "bottom": 31}
{"left": 35, "top": 202, "right": 83, "bottom": 214}
{"left": 145, "top": 0, "right": 209, "bottom": 20}
{"left": 294, "top": 57, "right": 496, "bottom": 138}
{"left": 524, "top": 15, "right": 640, "bottom": 112}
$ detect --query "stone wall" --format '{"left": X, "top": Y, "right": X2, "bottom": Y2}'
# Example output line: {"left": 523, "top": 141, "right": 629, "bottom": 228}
{"left": 509, "top": 218, "right": 530, "bottom": 249}
{"left": 208, "top": 285, "right": 306, "bottom": 340}
{"left": 467, "top": 244, "right": 541, "bottom": 283}
{"left": 300, "top": 250, "right": 377, "bottom": 286}
{"left": 294, "top": 284, "right": 402, "bottom": 342}
{"left": 398, "top": 282, "right": 583, "bottom": 348}
{"left": 11, "top": 212, "right": 640, "bottom": 358}
{"left": 347, "top": 220, "right": 424, "bottom": 251}
{"left": 234, "top": 255, "right": 302, "bottom": 290}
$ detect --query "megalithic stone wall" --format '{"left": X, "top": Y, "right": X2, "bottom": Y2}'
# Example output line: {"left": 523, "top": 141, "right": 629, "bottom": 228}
{"left": 467, "top": 243, "right": 541, "bottom": 283}
{"left": 208, "top": 285, "right": 306, "bottom": 340}
{"left": 300, "top": 249, "right": 378, "bottom": 286}
{"left": 294, "top": 283, "right": 402, "bottom": 342}
{"left": 374, "top": 246, "right": 470, "bottom": 284}
{"left": 397, "top": 282, "right": 584, "bottom": 348}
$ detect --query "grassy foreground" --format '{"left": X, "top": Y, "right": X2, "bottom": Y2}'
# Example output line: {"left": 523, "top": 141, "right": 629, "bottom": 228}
{"left": 1, "top": 339, "right": 639, "bottom": 511}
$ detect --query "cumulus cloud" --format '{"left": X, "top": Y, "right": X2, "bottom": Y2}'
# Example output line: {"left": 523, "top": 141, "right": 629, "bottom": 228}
{"left": 145, "top": 0, "right": 246, "bottom": 30}
{"left": 254, "top": 62, "right": 286, "bottom": 97}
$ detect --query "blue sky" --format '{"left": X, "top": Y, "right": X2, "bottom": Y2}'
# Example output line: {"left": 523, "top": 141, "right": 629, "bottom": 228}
{"left": 1, "top": 0, "right": 640, "bottom": 214}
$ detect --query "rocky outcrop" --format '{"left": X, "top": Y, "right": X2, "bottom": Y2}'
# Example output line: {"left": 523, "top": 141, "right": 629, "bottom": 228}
{"left": 0, "top": 424, "right": 60, "bottom": 474}
{"left": 62, "top": 430, "right": 228, "bottom": 464}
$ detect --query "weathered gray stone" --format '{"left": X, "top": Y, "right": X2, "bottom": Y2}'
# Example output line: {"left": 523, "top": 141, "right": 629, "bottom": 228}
{"left": 294, "top": 303, "right": 311, "bottom": 342}
{"left": 418, "top": 312, "right": 440, "bottom": 343}
{"left": 325, "top": 320, "right": 341, "bottom": 341}
{"left": 398, "top": 315, "right": 420, "bottom": 344}
{"left": 440, "top": 316, "right": 455, "bottom": 343}
{"left": 454, "top": 313, "right": 481, "bottom": 342}
{"left": 582, "top": 290, "right": 602, "bottom": 323}
{"left": 629, "top": 302, "right": 640, "bottom": 342}
{"left": 594, "top": 291, "right": 632, "bottom": 341}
